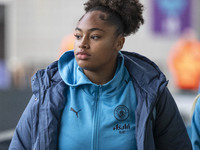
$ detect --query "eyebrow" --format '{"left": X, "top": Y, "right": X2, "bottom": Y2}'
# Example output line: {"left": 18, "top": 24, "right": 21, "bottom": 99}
{"left": 75, "top": 27, "right": 105, "bottom": 32}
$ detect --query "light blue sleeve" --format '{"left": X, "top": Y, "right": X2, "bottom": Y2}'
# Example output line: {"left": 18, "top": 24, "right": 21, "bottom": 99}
{"left": 191, "top": 96, "right": 200, "bottom": 150}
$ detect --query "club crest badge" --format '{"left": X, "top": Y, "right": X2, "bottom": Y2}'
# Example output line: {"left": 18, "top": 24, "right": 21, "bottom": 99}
{"left": 114, "top": 105, "right": 129, "bottom": 121}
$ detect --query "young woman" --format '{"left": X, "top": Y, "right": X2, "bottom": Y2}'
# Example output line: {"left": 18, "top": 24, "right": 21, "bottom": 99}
{"left": 9, "top": 0, "right": 192, "bottom": 149}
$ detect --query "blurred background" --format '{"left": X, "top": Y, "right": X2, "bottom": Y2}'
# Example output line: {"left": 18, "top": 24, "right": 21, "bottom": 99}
{"left": 0, "top": 0, "right": 200, "bottom": 149}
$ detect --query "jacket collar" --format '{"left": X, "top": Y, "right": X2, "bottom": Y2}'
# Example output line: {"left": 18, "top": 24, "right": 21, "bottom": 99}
{"left": 122, "top": 51, "right": 167, "bottom": 98}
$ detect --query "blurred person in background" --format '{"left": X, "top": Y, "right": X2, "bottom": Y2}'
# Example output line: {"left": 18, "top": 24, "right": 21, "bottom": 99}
{"left": 190, "top": 82, "right": 200, "bottom": 150}
{"left": 9, "top": 0, "right": 192, "bottom": 149}
{"left": 10, "top": 58, "right": 26, "bottom": 89}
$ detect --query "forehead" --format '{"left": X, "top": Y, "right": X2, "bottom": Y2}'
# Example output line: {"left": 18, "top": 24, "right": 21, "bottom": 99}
{"left": 77, "top": 11, "right": 114, "bottom": 30}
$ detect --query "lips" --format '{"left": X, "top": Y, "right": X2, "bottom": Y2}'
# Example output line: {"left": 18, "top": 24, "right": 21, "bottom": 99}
{"left": 76, "top": 51, "right": 91, "bottom": 60}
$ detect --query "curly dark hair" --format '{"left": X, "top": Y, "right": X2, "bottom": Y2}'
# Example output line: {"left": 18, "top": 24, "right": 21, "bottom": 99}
{"left": 84, "top": 0, "right": 144, "bottom": 37}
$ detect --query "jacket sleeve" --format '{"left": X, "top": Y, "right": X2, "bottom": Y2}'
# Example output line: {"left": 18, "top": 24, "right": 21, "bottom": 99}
{"left": 9, "top": 95, "right": 35, "bottom": 150}
{"left": 191, "top": 96, "right": 200, "bottom": 150}
{"left": 154, "top": 87, "right": 192, "bottom": 150}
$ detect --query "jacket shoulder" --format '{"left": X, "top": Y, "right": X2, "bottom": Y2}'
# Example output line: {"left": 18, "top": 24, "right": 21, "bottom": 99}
{"left": 122, "top": 51, "right": 163, "bottom": 76}
{"left": 31, "top": 61, "right": 62, "bottom": 94}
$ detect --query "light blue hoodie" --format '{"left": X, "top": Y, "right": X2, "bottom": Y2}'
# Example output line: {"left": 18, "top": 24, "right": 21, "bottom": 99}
{"left": 58, "top": 50, "right": 137, "bottom": 150}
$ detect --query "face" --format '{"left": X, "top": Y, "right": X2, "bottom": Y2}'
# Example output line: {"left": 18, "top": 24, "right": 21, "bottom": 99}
{"left": 74, "top": 11, "right": 124, "bottom": 73}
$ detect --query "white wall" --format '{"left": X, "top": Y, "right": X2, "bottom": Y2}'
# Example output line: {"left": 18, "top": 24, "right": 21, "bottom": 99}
{"left": 7, "top": 0, "right": 85, "bottom": 67}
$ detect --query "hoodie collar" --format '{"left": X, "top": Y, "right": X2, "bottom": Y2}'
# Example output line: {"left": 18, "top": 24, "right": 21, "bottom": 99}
{"left": 58, "top": 50, "right": 130, "bottom": 96}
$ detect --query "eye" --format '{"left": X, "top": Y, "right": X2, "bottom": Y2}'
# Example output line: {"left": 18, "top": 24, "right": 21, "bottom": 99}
{"left": 91, "top": 35, "right": 100, "bottom": 40}
{"left": 74, "top": 34, "right": 82, "bottom": 40}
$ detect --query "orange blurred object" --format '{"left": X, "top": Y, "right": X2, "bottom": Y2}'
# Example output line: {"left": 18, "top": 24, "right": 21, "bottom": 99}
{"left": 168, "top": 29, "right": 200, "bottom": 90}
{"left": 57, "top": 34, "right": 75, "bottom": 59}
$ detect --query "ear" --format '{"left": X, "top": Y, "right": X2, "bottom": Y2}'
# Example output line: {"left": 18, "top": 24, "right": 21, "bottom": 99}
{"left": 115, "top": 36, "right": 125, "bottom": 52}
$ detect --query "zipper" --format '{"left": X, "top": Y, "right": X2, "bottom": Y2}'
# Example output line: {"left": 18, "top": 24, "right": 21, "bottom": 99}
{"left": 92, "top": 86, "right": 102, "bottom": 150}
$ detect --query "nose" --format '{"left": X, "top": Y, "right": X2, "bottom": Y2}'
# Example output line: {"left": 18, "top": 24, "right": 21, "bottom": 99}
{"left": 79, "top": 37, "right": 89, "bottom": 49}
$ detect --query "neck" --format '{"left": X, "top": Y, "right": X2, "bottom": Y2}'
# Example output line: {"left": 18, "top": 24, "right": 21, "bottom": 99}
{"left": 83, "top": 61, "right": 117, "bottom": 85}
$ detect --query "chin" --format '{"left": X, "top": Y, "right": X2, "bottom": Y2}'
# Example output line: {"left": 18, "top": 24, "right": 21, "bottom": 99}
{"left": 77, "top": 62, "right": 89, "bottom": 69}
{"left": 78, "top": 64, "right": 96, "bottom": 72}
{"left": 76, "top": 59, "right": 97, "bottom": 71}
